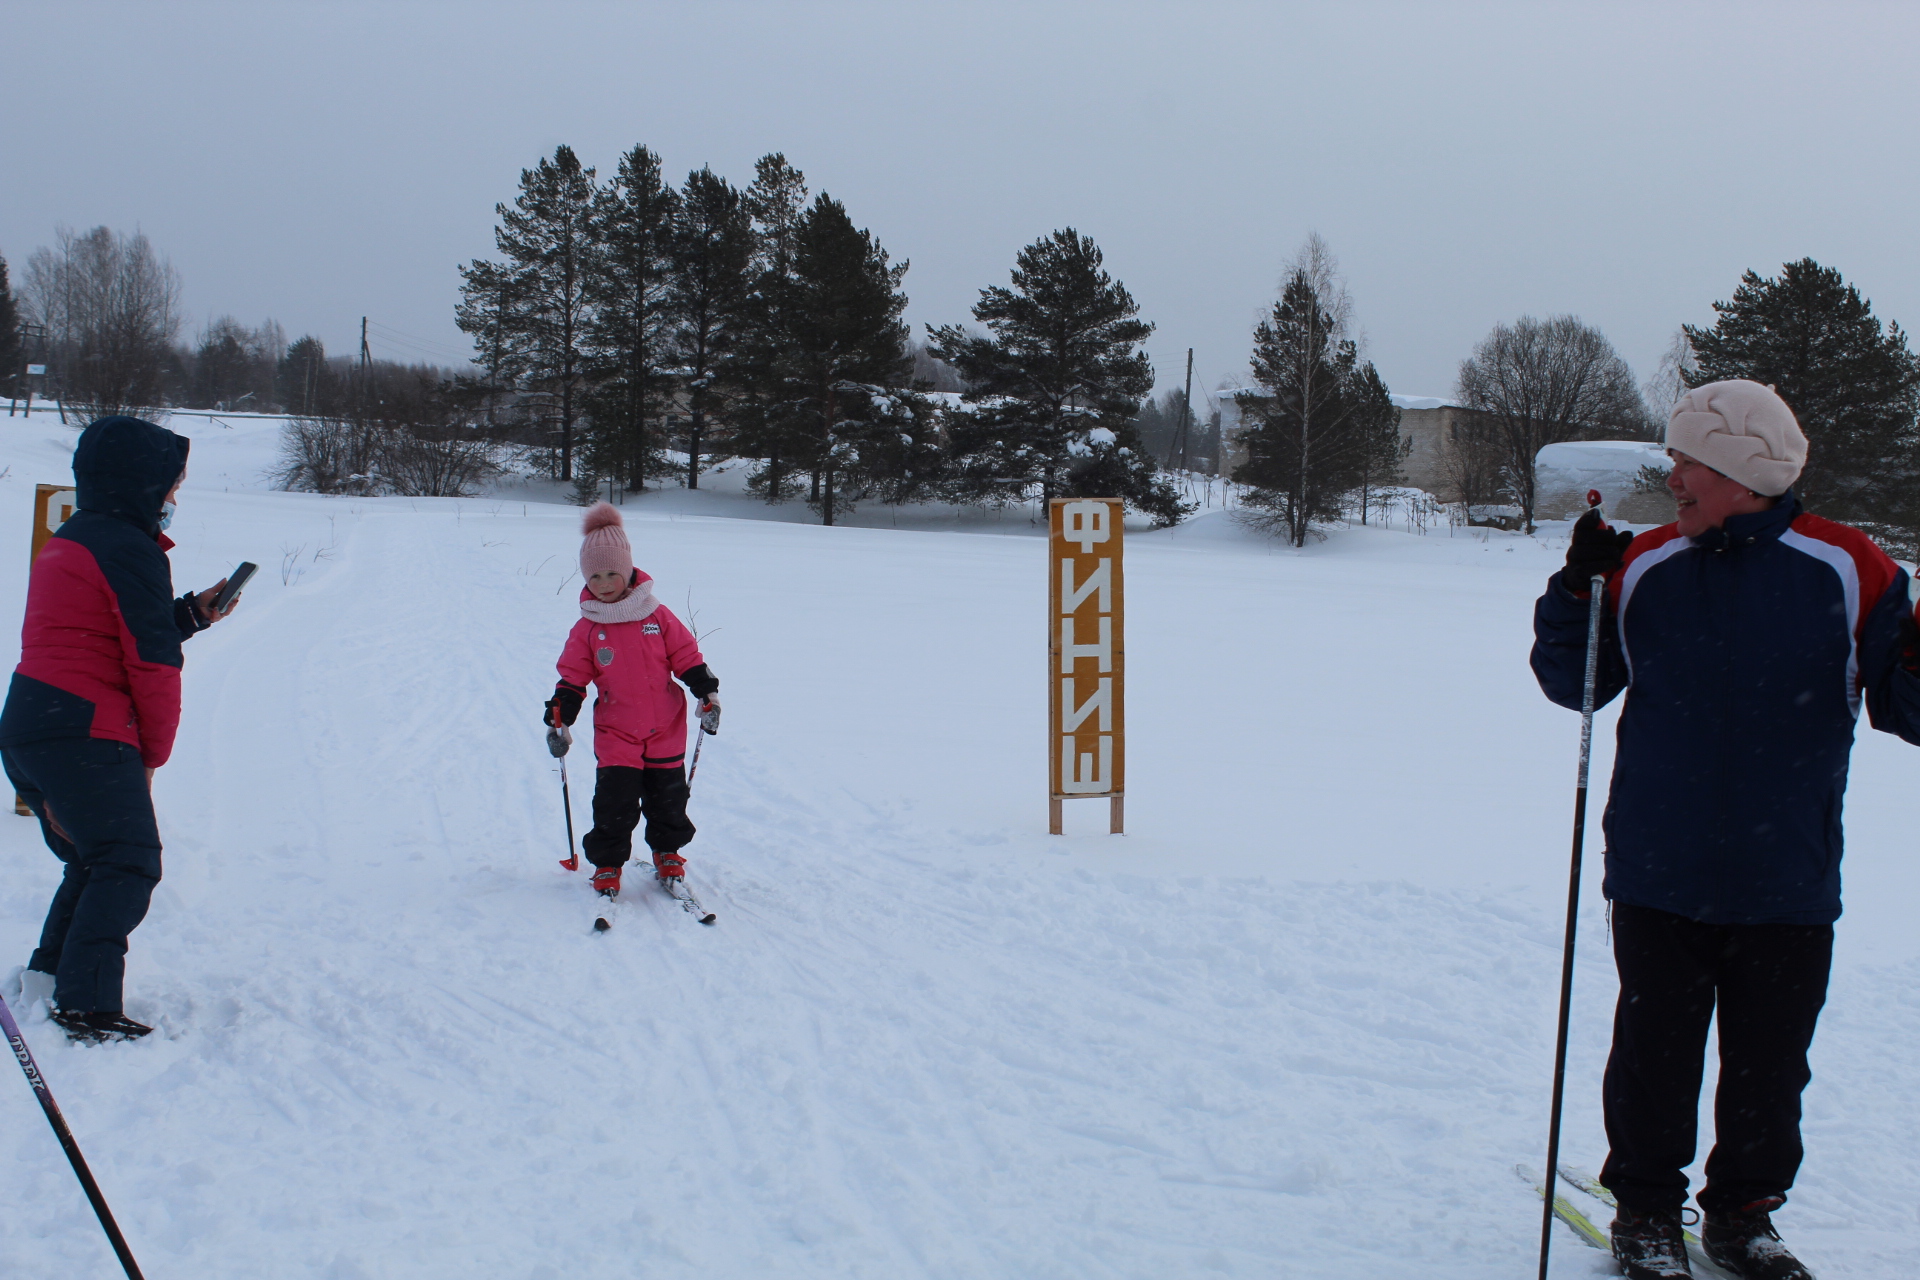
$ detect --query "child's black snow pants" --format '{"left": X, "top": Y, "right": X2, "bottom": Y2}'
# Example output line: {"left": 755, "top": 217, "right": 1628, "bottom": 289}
{"left": 582, "top": 765, "right": 694, "bottom": 868}
{"left": 1599, "top": 901, "right": 1832, "bottom": 1216}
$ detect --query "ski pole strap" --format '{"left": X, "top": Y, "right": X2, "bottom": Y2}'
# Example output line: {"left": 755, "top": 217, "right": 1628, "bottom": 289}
{"left": 0, "top": 995, "right": 147, "bottom": 1279}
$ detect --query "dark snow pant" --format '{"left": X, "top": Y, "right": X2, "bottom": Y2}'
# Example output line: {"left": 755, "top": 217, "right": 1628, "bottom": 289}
{"left": 3, "top": 739, "right": 162, "bottom": 1015}
{"left": 581, "top": 765, "right": 694, "bottom": 869}
{"left": 1599, "top": 901, "right": 1832, "bottom": 1216}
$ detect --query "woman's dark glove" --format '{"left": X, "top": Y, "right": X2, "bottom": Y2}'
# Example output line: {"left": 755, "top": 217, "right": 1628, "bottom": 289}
{"left": 1563, "top": 509, "right": 1634, "bottom": 594}
{"left": 544, "top": 682, "right": 585, "bottom": 727}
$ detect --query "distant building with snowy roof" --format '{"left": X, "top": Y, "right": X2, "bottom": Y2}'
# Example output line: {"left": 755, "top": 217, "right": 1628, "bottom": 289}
{"left": 1217, "top": 386, "right": 1481, "bottom": 500}
{"left": 1216, "top": 387, "right": 1674, "bottom": 521}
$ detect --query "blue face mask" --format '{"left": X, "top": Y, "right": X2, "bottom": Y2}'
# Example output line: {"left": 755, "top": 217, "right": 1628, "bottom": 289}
{"left": 157, "top": 501, "right": 175, "bottom": 532}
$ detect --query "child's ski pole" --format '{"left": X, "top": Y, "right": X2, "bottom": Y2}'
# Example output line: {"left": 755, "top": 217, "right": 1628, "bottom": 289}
{"left": 687, "top": 724, "right": 707, "bottom": 786}
{"left": 688, "top": 697, "right": 718, "bottom": 786}
{"left": 0, "top": 993, "right": 146, "bottom": 1280}
{"left": 548, "top": 722, "right": 578, "bottom": 871}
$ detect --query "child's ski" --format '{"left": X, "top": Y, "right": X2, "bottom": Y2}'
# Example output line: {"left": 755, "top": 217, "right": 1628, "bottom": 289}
{"left": 661, "top": 877, "right": 717, "bottom": 925}
{"left": 588, "top": 879, "right": 627, "bottom": 933}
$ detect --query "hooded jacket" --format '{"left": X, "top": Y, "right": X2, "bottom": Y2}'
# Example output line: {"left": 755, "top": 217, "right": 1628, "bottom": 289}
{"left": 1531, "top": 495, "right": 1920, "bottom": 925}
{"left": 0, "top": 416, "right": 208, "bottom": 768}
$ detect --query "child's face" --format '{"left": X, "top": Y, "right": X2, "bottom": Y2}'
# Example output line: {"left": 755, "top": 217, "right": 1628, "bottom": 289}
{"left": 588, "top": 570, "right": 631, "bottom": 602}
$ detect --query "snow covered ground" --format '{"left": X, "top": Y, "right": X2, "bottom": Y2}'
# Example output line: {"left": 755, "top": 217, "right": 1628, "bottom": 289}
{"left": 1, "top": 405, "right": 1917, "bottom": 1278}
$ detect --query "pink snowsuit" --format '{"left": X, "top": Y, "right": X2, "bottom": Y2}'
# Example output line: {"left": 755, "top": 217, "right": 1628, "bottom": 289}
{"left": 556, "top": 570, "right": 706, "bottom": 769}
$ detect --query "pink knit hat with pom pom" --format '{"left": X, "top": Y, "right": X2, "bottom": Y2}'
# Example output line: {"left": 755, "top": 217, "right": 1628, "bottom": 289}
{"left": 579, "top": 502, "right": 633, "bottom": 579}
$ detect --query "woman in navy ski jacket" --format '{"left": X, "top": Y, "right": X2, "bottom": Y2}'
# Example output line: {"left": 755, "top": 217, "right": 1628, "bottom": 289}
{"left": 1529, "top": 380, "right": 1920, "bottom": 1280}
{"left": 1533, "top": 487, "right": 1920, "bottom": 925}
{"left": 0, "top": 416, "right": 234, "bottom": 1042}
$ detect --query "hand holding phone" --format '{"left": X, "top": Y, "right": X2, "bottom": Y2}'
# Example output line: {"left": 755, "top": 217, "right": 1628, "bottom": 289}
{"left": 201, "top": 561, "right": 257, "bottom": 621}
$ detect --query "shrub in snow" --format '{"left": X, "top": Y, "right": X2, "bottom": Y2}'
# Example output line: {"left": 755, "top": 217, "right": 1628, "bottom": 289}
{"left": 277, "top": 416, "right": 501, "bottom": 498}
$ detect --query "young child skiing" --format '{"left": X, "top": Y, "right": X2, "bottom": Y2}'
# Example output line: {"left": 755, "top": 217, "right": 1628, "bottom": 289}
{"left": 543, "top": 503, "right": 719, "bottom": 900}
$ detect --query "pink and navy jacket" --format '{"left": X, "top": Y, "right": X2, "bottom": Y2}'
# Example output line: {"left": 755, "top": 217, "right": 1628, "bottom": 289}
{"left": 1531, "top": 494, "right": 1920, "bottom": 925}
{"left": 0, "top": 417, "right": 208, "bottom": 769}
{"left": 554, "top": 570, "right": 717, "bottom": 771}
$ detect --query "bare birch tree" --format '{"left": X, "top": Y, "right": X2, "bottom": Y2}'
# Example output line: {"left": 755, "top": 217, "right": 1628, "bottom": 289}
{"left": 24, "top": 226, "right": 181, "bottom": 415}
{"left": 1641, "top": 327, "right": 1696, "bottom": 422}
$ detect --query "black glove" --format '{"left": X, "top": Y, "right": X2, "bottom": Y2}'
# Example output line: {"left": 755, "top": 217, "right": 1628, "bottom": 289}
{"left": 544, "top": 682, "right": 585, "bottom": 727}
{"left": 1900, "top": 613, "right": 1920, "bottom": 677}
{"left": 1564, "top": 509, "right": 1634, "bottom": 594}
{"left": 175, "top": 593, "right": 213, "bottom": 635}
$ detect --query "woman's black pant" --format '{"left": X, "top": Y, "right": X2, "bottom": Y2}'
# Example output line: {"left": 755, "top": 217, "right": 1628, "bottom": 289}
{"left": 1599, "top": 901, "right": 1832, "bottom": 1215}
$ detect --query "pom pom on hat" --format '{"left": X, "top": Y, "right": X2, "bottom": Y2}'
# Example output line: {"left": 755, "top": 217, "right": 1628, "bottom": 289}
{"left": 579, "top": 501, "right": 633, "bottom": 579}
{"left": 1665, "top": 380, "right": 1808, "bottom": 497}
{"left": 582, "top": 502, "right": 624, "bottom": 535}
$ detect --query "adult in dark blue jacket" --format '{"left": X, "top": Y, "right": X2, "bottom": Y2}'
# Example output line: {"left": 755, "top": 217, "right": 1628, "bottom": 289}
{"left": 0, "top": 416, "right": 235, "bottom": 1043}
{"left": 1531, "top": 380, "right": 1920, "bottom": 1280}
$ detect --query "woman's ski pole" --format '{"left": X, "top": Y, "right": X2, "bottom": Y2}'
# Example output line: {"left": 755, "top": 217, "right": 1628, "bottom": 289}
{"left": 548, "top": 722, "right": 578, "bottom": 871}
{"left": 1538, "top": 489, "right": 1609, "bottom": 1280}
{"left": 0, "top": 993, "right": 146, "bottom": 1280}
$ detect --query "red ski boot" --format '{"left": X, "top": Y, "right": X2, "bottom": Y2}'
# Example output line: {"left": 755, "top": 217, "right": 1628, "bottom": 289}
{"left": 653, "top": 851, "right": 686, "bottom": 882}
{"left": 590, "top": 865, "right": 622, "bottom": 898}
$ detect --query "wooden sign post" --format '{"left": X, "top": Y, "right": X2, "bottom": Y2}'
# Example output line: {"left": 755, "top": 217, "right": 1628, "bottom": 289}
{"left": 17, "top": 485, "right": 77, "bottom": 815}
{"left": 33, "top": 484, "right": 76, "bottom": 563}
{"left": 1049, "top": 498, "right": 1124, "bottom": 835}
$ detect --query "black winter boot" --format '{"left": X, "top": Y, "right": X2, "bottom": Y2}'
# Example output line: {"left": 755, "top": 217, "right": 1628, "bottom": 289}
{"left": 1611, "top": 1204, "right": 1692, "bottom": 1278}
{"left": 51, "top": 1009, "right": 153, "bottom": 1044}
{"left": 1702, "top": 1199, "right": 1815, "bottom": 1280}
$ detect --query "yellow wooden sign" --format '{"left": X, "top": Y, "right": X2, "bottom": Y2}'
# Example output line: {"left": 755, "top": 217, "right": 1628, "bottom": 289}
{"left": 17, "top": 484, "right": 76, "bottom": 815}
{"left": 32, "top": 483, "right": 77, "bottom": 565}
{"left": 1049, "top": 498, "right": 1124, "bottom": 835}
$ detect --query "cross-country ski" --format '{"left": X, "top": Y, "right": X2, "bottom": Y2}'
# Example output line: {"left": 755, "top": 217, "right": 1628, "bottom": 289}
{"left": 661, "top": 875, "right": 717, "bottom": 926}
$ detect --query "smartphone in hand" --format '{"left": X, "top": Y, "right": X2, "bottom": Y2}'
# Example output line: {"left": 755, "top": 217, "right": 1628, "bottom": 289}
{"left": 212, "top": 562, "right": 257, "bottom": 612}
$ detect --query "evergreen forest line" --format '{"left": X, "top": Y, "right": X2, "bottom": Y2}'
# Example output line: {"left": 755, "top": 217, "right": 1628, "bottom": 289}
{"left": 2, "top": 147, "right": 1916, "bottom": 547}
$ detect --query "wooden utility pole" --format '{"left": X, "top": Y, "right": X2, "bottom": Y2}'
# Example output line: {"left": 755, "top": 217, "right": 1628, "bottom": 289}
{"left": 1179, "top": 347, "right": 1194, "bottom": 473}
{"left": 1164, "top": 348, "right": 1195, "bottom": 472}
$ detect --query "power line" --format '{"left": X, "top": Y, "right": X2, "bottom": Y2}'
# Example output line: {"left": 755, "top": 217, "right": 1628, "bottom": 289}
{"left": 364, "top": 319, "right": 471, "bottom": 362}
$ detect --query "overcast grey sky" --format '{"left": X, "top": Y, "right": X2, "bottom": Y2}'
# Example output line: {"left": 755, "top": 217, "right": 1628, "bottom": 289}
{"left": 6, "top": 1, "right": 1917, "bottom": 404}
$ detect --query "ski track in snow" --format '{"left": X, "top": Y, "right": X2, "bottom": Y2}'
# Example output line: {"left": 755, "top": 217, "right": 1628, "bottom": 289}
{"left": 0, "top": 411, "right": 1916, "bottom": 1278}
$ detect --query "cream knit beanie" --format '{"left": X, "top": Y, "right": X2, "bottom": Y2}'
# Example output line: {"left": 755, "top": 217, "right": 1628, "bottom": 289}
{"left": 1665, "top": 379, "right": 1808, "bottom": 497}
{"left": 579, "top": 502, "right": 633, "bottom": 580}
